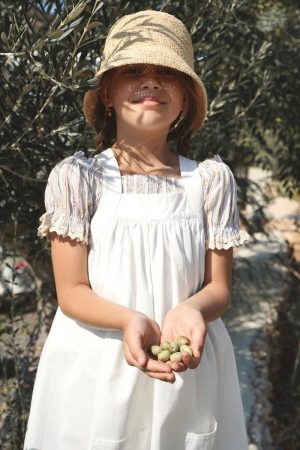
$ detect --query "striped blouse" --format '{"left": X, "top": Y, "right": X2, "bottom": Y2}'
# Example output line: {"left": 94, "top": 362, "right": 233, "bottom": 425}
{"left": 38, "top": 150, "right": 250, "bottom": 249}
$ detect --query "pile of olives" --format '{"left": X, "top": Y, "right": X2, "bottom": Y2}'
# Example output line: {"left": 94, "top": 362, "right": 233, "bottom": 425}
{"left": 150, "top": 336, "right": 193, "bottom": 362}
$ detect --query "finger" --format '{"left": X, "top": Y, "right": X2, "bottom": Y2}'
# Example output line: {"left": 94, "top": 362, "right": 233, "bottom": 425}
{"left": 124, "top": 337, "right": 148, "bottom": 368}
{"left": 125, "top": 347, "right": 175, "bottom": 382}
{"left": 145, "top": 358, "right": 173, "bottom": 374}
{"left": 188, "top": 356, "right": 201, "bottom": 369}
{"left": 124, "top": 343, "right": 173, "bottom": 374}
{"left": 145, "top": 371, "right": 176, "bottom": 383}
{"left": 191, "top": 325, "right": 207, "bottom": 359}
{"left": 181, "top": 351, "right": 200, "bottom": 369}
{"left": 166, "top": 360, "right": 188, "bottom": 373}
{"left": 181, "top": 351, "right": 192, "bottom": 367}
{"left": 124, "top": 342, "right": 147, "bottom": 368}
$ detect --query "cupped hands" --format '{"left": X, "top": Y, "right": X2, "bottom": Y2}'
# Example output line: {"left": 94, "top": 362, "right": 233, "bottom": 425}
{"left": 123, "top": 304, "right": 207, "bottom": 382}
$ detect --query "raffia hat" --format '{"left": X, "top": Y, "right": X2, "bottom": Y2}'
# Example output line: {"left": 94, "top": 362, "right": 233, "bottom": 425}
{"left": 84, "top": 10, "right": 207, "bottom": 130}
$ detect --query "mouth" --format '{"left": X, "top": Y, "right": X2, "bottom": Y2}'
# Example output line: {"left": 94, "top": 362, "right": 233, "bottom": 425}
{"left": 131, "top": 94, "right": 166, "bottom": 105}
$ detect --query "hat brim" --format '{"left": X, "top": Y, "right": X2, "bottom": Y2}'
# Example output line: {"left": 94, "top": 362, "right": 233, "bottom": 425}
{"left": 85, "top": 45, "right": 207, "bottom": 131}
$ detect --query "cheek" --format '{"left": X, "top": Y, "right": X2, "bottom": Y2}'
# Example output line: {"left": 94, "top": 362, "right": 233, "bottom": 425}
{"left": 113, "top": 82, "right": 134, "bottom": 103}
{"left": 112, "top": 83, "right": 136, "bottom": 119}
{"left": 162, "top": 81, "right": 185, "bottom": 108}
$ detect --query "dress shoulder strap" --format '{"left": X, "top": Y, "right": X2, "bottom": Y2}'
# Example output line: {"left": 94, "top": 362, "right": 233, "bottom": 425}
{"left": 179, "top": 155, "right": 198, "bottom": 175}
{"left": 90, "top": 149, "right": 122, "bottom": 238}
{"left": 95, "top": 148, "right": 122, "bottom": 194}
{"left": 179, "top": 155, "right": 203, "bottom": 215}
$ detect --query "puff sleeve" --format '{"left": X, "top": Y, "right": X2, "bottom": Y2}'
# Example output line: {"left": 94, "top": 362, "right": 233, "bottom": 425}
{"left": 198, "top": 155, "right": 250, "bottom": 250}
{"left": 38, "top": 151, "right": 102, "bottom": 244}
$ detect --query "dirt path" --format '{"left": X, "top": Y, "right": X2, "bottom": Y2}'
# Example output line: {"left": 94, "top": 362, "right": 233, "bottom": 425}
{"left": 224, "top": 192, "right": 300, "bottom": 449}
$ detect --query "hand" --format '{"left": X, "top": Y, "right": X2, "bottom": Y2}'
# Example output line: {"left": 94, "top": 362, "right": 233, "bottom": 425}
{"left": 161, "top": 302, "right": 207, "bottom": 370}
{"left": 123, "top": 312, "right": 176, "bottom": 383}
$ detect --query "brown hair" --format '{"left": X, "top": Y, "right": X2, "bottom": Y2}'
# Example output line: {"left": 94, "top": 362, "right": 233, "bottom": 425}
{"left": 82, "top": 70, "right": 199, "bottom": 156}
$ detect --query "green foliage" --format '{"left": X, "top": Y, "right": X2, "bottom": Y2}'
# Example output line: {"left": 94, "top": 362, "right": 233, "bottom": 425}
{"left": 0, "top": 0, "right": 299, "bottom": 255}
{"left": 0, "top": 1, "right": 299, "bottom": 446}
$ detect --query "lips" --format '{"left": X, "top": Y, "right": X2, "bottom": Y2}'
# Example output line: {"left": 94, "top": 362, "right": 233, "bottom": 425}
{"left": 131, "top": 93, "right": 165, "bottom": 104}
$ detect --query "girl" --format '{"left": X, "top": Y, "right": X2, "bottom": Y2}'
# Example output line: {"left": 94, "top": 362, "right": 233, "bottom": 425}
{"left": 24, "top": 10, "right": 250, "bottom": 450}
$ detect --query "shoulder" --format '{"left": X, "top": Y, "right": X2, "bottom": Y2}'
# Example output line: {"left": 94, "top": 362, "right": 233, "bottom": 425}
{"left": 48, "top": 151, "right": 102, "bottom": 184}
{"left": 50, "top": 151, "right": 100, "bottom": 173}
{"left": 197, "top": 155, "right": 235, "bottom": 188}
{"left": 198, "top": 154, "right": 233, "bottom": 176}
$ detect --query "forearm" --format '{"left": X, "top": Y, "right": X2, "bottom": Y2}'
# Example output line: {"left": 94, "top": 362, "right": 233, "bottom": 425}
{"left": 183, "top": 281, "right": 231, "bottom": 323}
{"left": 57, "top": 284, "right": 136, "bottom": 331}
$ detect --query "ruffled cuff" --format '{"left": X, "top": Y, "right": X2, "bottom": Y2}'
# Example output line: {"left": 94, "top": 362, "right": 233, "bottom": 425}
{"left": 206, "top": 227, "right": 250, "bottom": 250}
{"left": 37, "top": 212, "right": 90, "bottom": 245}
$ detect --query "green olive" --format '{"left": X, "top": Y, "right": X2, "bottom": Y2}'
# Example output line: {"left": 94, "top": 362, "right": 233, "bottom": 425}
{"left": 157, "top": 350, "right": 171, "bottom": 361}
{"left": 177, "top": 336, "right": 189, "bottom": 346}
{"left": 180, "top": 344, "right": 193, "bottom": 356}
{"left": 161, "top": 341, "right": 171, "bottom": 351}
{"left": 169, "top": 342, "right": 180, "bottom": 353}
{"left": 151, "top": 345, "right": 162, "bottom": 356}
{"left": 170, "top": 352, "right": 182, "bottom": 363}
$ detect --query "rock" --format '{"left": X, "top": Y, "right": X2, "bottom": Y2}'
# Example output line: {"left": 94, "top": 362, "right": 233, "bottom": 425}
{"left": 265, "top": 196, "right": 299, "bottom": 221}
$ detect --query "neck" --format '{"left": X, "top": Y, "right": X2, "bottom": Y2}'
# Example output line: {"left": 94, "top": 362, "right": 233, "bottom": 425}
{"left": 111, "top": 132, "right": 179, "bottom": 176}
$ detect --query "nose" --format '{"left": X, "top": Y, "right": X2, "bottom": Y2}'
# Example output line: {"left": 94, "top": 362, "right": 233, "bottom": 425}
{"left": 140, "top": 73, "right": 161, "bottom": 90}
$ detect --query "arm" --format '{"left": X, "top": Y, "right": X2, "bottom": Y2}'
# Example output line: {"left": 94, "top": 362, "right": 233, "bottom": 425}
{"left": 161, "top": 248, "right": 232, "bottom": 367}
{"left": 50, "top": 233, "right": 134, "bottom": 330}
{"left": 50, "top": 233, "right": 175, "bottom": 382}
{"left": 162, "top": 157, "right": 245, "bottom": 368}
{"left": 185, "top": 247, "right": 233, "bottom": 322}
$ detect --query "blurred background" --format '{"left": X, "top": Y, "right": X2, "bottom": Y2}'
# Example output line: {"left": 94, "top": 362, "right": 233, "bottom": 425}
{"left": 0, "top": 1, "right": 299, "bottom": 448}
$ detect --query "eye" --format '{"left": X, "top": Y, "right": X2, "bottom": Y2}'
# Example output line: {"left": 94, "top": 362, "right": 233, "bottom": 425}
{"left": 121, "top": 66, "right": 142, "bottom": 76}
{"left": 159, "top": 67, "right": 177, "bottom": 77}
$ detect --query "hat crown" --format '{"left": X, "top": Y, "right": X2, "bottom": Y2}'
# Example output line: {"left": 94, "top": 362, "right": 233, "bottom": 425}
{"left": 89, "top": 10, "right": 207, "bottom": 131}
{"left": 102, "top": 10, "right": 194, "bottom": 70}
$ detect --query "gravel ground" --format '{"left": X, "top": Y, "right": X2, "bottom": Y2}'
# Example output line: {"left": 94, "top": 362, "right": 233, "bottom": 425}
{"left": 225, "top": 193, "right": 300, "bottom": 449}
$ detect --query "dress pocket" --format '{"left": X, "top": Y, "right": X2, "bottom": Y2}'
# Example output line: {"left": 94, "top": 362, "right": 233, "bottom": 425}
{"left": 185, "top": 417, "right": 217, "bottom": 450}
{"left": 92, "top": 429, "right": 149, "bottom": 450}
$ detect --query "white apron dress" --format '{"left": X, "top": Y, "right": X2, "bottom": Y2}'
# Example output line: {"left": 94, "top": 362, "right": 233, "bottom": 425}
{"left": 24, "top": 148, "right": 249, "bottom": 450}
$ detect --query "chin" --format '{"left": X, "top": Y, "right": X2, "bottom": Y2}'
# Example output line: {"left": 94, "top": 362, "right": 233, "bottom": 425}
{"left": 133, "top": 123, "right": 170, "bottom": 133}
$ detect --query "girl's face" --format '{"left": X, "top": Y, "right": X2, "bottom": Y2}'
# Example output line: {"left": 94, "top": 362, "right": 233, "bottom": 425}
{"left": 105, "top": 64, "right": 185, "bottom": 136}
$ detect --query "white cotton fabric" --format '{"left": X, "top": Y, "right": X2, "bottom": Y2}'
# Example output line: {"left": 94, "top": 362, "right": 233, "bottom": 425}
{"left": 25, "top": 149, "right": 249, "bottom": 450}
{"left": 38, "top": 150, "right": 249, "bottom": 249}
{"left": 38, "top": 152, "right": 103, "bottom": 244}
{"left": 198, "top": 156, "right": 249, "bottom": 250}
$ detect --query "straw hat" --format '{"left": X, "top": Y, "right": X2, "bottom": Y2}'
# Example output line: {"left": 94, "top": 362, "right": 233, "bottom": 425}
{"left": 84, "top": 10, "right": 207, "bottom": 131}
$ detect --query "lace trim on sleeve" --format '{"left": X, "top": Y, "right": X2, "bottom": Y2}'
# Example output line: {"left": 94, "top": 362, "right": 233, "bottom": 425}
{"left": 199, "top": 156, "right": 251, "bottom": 249}
{"left": 38, "top": 212, "right": 90, "bottom": 244}
{"left": 37, "top": 151, "right": 102, "bottom": 244}
{"left": 206, "top": 228, "right": 250, "bottom": 250}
